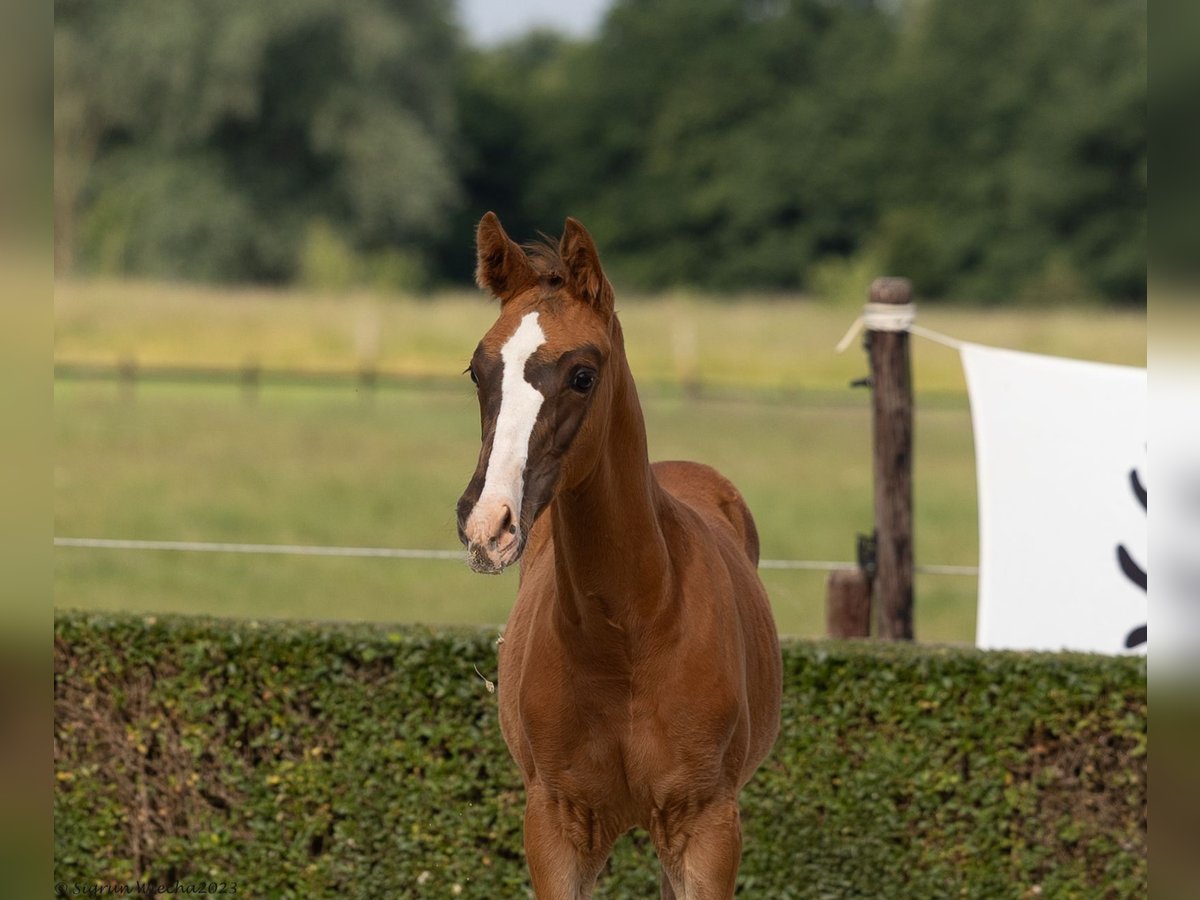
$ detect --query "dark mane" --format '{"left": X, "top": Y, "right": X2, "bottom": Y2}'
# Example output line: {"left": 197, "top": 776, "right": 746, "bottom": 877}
{"left": 523, "top": 236, "right": 566, "bottom": 288}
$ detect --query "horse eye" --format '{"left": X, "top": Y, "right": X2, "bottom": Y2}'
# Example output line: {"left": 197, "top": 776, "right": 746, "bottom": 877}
{"left": 465, "top": 366, "right": 479, "bottom": 387}
{"left": 570, "top": 368, "right": 596, "bottom": 394}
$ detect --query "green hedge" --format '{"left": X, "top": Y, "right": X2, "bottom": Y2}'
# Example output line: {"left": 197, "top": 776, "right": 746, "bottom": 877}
{"left": 54, "top": 611, "right": 1146, "bottom": 898}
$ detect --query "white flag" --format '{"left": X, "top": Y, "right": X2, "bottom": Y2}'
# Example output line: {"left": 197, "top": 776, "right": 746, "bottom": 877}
{"left": 962, "top": 344, "right": 1146, "bottom": 655}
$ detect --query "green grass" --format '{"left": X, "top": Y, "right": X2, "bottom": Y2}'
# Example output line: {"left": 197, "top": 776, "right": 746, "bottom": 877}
{"left": 54, "top": 279, "right": 1146, "bottom": 642}
{"left": 54, "top": 380, "right": 978, "bottom": 640}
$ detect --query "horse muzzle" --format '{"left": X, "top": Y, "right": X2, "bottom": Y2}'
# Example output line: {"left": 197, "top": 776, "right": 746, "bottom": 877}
{"left": 458, "top": 496, "right": 523, "bottom": 574}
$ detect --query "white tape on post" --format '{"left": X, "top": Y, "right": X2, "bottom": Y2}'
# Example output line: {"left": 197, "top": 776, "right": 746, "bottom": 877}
{"left": 835, "top": 302, "right": 917, "bottom": 353}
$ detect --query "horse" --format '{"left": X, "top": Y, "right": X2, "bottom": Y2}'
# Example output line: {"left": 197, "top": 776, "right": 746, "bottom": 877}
{"left": 456, "top": 212, "right": 782, "bottom": 899}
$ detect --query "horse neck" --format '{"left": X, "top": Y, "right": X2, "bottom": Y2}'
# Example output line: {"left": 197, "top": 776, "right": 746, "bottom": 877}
{"left": 549, "top": 327, "right": 672, "bottom": 631}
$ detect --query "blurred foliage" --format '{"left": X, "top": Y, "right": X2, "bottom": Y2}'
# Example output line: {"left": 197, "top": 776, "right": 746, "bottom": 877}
{"left": 298, "top": 219, "right": 428, "bottom": 292}
{"left": 457, "top": 0, "right": 1145, "bottom": 304}
{"left": 1149, "top": 0, "right": 1200, "bottom": 288}
{"left": 56, "top": 611, "right": 1146, "bottom": 897}
{"left": 55, "top": 0, "right": 460, "bottom": 286}
{"left": 55, "top": 0, "right": 1145, "bottom": 304}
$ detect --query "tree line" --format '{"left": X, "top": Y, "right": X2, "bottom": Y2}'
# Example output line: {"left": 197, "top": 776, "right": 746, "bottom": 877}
{"left": 55, "top": 0, "right": 1145, "bottom": 304}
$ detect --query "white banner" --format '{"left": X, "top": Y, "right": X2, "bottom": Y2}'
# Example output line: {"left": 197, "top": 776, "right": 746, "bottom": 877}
{"left": 962, "top": 344, "right": 1146, "bottom": 655}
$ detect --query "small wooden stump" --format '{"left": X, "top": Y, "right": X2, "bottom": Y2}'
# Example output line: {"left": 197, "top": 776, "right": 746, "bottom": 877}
{"left": 826, "top": 568, "right": 871, "bottom": 639}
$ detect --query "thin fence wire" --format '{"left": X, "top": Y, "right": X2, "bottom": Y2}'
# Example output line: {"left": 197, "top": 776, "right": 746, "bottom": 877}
{"left": 54, "top": 537, "right": 978, "bottom": 575}
{"left": 55, "top": 327, "right": 983, "bottom": 578}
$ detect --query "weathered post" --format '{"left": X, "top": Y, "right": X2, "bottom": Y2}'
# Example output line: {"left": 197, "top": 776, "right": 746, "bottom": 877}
{"left": 117, "top": 354, "right": 137, "bottom": 402}
{"left": 355, "top": 304, "right": 381, "bottom": 401}
{"left": 826, "top": 568, "right": 871, "bottom": 638}
{"left": 241, "top": 358, "right": 260, "bottom": 403}
{"left": 358, "top": 366, "right": 378, "bottom": 399}
{"left": 867, "top": 277, "right": 915, "bottom": 639}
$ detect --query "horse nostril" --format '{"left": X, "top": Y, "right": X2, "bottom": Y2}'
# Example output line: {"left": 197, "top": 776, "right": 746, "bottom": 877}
{"left": 499, "top": 505, "right": 515, "bottom": 539}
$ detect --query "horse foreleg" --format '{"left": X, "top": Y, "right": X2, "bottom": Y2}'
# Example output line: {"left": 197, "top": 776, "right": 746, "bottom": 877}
{"left": 659, "top": 864, "right": 679, "bottom": 900}
{"left": 656, "top": 798, "right": 742, "bottom": 900}
{"left": 523, "top": 786, "right": 612, "bottom": 899}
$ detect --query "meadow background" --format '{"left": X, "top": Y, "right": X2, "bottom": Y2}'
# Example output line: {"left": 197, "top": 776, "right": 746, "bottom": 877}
{"left": 55, "top": 281, "right": 1145, "bottom": 642}
{"left": 53, "top": 0, "right": 1145, "bottom": 644}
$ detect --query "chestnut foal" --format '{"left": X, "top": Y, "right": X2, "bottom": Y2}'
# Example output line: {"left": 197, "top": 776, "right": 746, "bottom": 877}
{"left": 456, "top": 213, "right": 782, "bottom": 899}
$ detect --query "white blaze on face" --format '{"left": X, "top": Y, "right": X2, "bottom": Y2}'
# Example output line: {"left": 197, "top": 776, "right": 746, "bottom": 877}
{"left": 469, "top": 311, "right": 546, "bottom": 551}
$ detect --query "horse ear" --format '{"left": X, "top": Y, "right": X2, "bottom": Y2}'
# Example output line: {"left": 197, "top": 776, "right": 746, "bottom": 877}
{"left": 476, "top": 212, "right": 537, "bottom": 303}
{"left": 559, "top": 217, "right": 614, "bottom": 320}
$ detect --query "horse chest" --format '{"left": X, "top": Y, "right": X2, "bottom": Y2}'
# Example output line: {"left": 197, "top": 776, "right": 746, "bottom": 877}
{"left": 514, "top": 664, "right": 635, "bottom": 769}
{"left": 504, "top": 650, "right": 736, "bottom": 815}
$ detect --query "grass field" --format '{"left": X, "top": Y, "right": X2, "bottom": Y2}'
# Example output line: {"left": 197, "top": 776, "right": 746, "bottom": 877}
{"left": 54, "top": 280, "right": 1146, "bottom": 642}
{"left": 55, "top": 279, "right": 1147, "bottom": 393}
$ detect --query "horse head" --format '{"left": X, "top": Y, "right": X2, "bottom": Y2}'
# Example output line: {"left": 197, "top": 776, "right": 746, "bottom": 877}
{"left": 456, "top": 212, "right": 618, "bottom": 574}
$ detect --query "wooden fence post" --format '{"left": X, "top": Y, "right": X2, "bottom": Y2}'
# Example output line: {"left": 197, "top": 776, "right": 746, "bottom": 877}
{"left": 826, "top": 568, "right": 871, "bottom": 638}
{"left": 117, "top": 354, "right": 137, "bottom": 402}
{"left": 868, "top": 277, "right": 915, "bottom": 640}
{"left": 358, "top": 366, "right": 378, "bottom": 398}
{"left": 241, "top": 359, "right": 261, "bottom": 403}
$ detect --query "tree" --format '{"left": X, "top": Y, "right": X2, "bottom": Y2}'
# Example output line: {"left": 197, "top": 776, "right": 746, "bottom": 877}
{"left": 56, "top": 0, "right": 1146, "bottom": 303}
{"left": 513, "top": 0, "right": 897, "bottom": 291}
{"left": 877, "top": 0, "right": 1145, "bottom": 303}
{"left": 455, "top": 0, "right": 1144, "bottom": 303}
{"left": 55, "top": 0, "right": 463, "bottom": 285}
